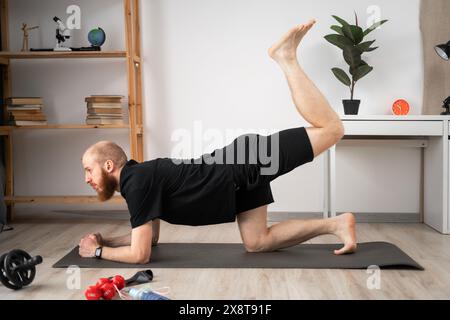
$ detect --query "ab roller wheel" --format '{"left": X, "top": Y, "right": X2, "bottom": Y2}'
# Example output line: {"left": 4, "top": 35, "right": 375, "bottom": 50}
{"left": 0, "top": 249, "right": 43, "bottom": 290}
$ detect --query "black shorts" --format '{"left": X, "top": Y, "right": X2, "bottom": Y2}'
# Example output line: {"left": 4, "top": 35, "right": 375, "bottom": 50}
{"left": 222, "top": 127, "right": 315, "bottom": 214}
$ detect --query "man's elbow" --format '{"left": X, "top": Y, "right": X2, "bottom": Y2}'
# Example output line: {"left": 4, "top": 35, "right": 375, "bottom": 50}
{"left": 134, "top": 251, "right": 151, "bottom": 264}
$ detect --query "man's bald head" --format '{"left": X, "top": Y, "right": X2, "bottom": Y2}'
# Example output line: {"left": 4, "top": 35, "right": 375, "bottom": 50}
{"left": 83, "top": 141, "right": 128, "bottom": 168}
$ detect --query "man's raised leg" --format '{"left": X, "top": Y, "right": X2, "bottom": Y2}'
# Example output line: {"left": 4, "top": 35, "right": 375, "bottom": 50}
{"left": 236, "top": 20, "right": 357, "bottom": 255}
{"left": 269, "top": 19, "right": 345, "bottom": 158}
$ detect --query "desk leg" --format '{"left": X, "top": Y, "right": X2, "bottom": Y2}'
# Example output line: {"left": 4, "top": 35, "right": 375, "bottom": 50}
{"left": 424, "top": 131, "right": 448, "bottom": 234}
{"left": 330, "top": 145, "right": 336, "bottom": 218}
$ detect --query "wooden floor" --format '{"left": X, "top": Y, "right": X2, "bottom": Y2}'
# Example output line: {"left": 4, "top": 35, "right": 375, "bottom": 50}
{"left": 1, "top": 207, "right": 450, "bottom": 300}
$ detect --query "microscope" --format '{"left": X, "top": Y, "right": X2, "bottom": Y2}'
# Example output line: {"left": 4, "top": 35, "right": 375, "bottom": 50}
{"left": 53, "top": 16, "right": 71, "bottom": 51}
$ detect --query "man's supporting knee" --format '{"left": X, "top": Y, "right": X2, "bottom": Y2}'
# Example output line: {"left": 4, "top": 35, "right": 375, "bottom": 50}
{"left": 243, "top": 229, "right": 273, "bottom": 253}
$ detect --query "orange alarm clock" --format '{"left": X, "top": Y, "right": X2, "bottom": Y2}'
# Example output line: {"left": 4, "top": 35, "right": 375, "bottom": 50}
{"left": 392, "top": 99, "right": 410, "bottom": 115}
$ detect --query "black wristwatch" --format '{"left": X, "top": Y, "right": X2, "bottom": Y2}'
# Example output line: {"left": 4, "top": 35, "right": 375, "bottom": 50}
{"left": 95, "top": 247, "right": 103, "bottom": 259}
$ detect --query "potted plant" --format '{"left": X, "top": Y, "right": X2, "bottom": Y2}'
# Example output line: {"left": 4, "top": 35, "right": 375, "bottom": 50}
{"left": 325, "top": 14, "right": 388, "bottom": 115}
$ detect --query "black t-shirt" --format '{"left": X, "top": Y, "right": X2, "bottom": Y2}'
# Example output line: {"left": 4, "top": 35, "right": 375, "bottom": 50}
{"left": 120, "top": 157, "right": 237, "bottom": 228}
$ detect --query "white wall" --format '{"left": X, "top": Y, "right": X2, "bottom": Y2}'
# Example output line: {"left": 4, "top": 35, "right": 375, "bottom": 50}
{"left": 9, "top": 0, "right": 423, "bottom": 215}
{"left": 140, "top": 0, "right": 423, "bottom": 214}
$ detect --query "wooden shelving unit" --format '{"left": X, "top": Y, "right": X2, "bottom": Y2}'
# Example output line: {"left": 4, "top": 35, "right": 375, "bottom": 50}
{"left": 0, "top": 0, "right": 144, "bottom": 221}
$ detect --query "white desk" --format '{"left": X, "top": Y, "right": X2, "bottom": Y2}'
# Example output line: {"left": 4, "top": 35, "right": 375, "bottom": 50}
{"left": 324, "top": 115, "right": 450, "bottom": 234}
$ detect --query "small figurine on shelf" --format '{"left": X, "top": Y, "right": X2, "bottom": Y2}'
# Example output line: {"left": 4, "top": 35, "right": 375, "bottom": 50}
{"left": 21, "top": 23, "right": 39, "bottom": 52}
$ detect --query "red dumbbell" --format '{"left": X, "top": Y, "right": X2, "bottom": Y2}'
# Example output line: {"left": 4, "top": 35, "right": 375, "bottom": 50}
{"left": 85, "top": 272, "right": 149, "bottom": 300}
{"left": 100, "top": 282, "right": 116, "bottom": 300}
{"left": 84, "top": 285, "right": 103, "bottom": 300}
{"left": 99, "top": 275, "right": 125, "bottom": 300}
{"left": 96, "top": 278, "right": 111, "bottom": 287}
{"left": 85, "top": 277, "right": 116, "bottom": 300}
{"left": 111, "top": 275, "right": 125, "bottom": 290}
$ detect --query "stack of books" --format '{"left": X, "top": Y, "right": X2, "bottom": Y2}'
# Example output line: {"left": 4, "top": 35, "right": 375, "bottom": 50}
{"left": 85, "top": 95, "right": 125, "bottom": 125}
{"left": 7, "top": 97, "right": 48, "bottom": 126}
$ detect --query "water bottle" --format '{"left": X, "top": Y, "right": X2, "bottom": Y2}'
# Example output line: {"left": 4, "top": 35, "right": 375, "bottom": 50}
{"left": 128, "top": 288, "right": 170, "bottom": 300}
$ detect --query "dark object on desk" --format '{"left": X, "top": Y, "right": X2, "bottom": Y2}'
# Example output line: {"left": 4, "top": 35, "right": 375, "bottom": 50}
{"left": 435, "top": 40, "right": 450, "bottom": 115}
{"left": 441, "top": 96, "right": 450, "bottom": 116}
{"left": 435, "top": 40, "right": 450, "bottom": 61}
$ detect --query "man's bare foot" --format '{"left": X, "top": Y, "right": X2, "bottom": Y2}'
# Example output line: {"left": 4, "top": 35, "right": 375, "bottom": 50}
{"left": 331, "top": 212, "right": 357, "bottom": 255}
{"left": 268, "top": 19, "right": 316, "bottom": 63}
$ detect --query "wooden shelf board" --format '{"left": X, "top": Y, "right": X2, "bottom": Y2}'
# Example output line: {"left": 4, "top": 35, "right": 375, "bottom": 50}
{"left": 10, "top": 124, "right": 129, "bottom": 129}
{"left": 0, "top": 56, "right": 8, "bottom": 65}
{"left": 0, "top": 51, "right": 127, "bottom": 59}
{"left": 5, "top": 195, "right": 125, "bottom": 204}
{"left": 0, "top": 126, "right": 11, "bottom": 135}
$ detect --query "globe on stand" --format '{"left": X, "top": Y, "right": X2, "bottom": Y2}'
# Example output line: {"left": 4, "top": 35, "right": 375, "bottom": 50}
{"left": 88, "top": 27, "right": 106, "bottom": 50}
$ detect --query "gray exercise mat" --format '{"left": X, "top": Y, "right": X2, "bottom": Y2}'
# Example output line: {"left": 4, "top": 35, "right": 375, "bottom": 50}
{"left": 52, "top": 242, "right": 423, "bottom": 270}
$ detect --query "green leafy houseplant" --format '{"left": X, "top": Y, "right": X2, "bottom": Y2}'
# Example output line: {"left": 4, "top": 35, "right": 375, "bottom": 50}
{"left": 325, "top": 14, "right": 388, "bottom": 114}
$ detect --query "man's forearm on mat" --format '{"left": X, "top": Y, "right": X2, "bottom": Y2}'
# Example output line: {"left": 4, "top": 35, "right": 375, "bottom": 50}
{"left": 101, "top": 246, "right": 151, "bottom": 264}
{"left": 103, "top": 233, "right": 131, "bottom": 247}
{"left": 104, "top": 231, "right": 159, "bottom": 248}
{"left": 102, "top": 219, "right": 160, "bottom": 247}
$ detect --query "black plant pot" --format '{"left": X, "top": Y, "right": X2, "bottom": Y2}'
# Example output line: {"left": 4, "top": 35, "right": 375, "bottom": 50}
{"left": 342, "top": 100, "right": 361, "bottom": 115}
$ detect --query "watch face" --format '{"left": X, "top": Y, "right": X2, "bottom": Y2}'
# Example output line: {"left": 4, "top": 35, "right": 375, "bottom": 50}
{"left": 95, "top": 248, "right": 101, "bottom": 257}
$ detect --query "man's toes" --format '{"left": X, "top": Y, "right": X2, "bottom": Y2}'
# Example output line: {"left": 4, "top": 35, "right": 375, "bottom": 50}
{"left": 334, "top": 244, "right": 356, "bottom": 255}
{"left": 297, "top": 24, "right": 306, "bottom": 32}
{"left": 305, "top": 24, "right": 313, "bottom": 32}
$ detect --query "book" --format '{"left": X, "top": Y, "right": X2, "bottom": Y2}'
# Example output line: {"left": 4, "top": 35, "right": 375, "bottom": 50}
{"left": 86, "top": 103, "right": 123, "bottom": 109}
{"left": 90, "top": 95, "right": 124, "bottom": 98}
{"left": 87, "top": 114, "right": 123, "bottom": 118}
{"left": 7, "top": 109, "right": 43, "bottom": 114}
{"left": 7, "top": 105, "right": 43, "bottom": 110}
{"left": 10, "top": 114, "right": 47, "bottom": 121}
{"left": 87, "top": 107, "right": 123, "bottom": 114}
{"left": 11, "top": 120, "right": 48, "bottom": 126}
{"left": 86, "top": 115, "right": 123, "bottom": 119}
{"left": 85, "top": 96, "right": 123, "bottom": 103}
{"left": 7, "top": 97, "right": 43, "bottom": 105}
{"left": 86, "top": 118, "right": 124, "bottom": 125}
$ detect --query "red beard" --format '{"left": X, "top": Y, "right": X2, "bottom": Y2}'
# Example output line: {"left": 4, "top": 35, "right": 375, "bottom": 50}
{"left": 97, "top": 169, "right": 118, "bottom": 202}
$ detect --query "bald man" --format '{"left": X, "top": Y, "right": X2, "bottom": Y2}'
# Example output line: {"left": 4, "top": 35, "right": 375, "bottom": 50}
{"left": 79, "top": 20, "right": 357, "bottom": 264}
